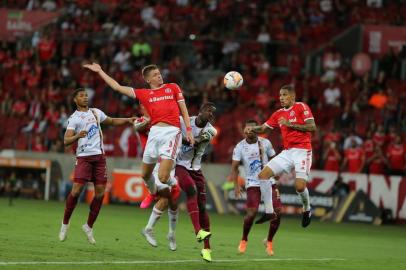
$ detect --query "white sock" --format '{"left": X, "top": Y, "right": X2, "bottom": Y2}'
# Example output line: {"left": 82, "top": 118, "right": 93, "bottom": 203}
{"left": 168, "top": 209, "right": 178, "bottom": 234}
{"left": 146, "top": 206, "right": 163, "bottom": 229}
{"left": 298, "top": 188, "right": 311, "bottom": 211}
{"left": 145, "top": 174, "right": 157, "bottom": 195}
{"left": 259, "top": 180, "right": 274, "bottom": 214}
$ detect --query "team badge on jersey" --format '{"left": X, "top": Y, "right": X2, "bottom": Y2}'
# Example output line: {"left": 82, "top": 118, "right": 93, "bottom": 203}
{"left": 165, "top": 88, "right": 172, "bottom": 93}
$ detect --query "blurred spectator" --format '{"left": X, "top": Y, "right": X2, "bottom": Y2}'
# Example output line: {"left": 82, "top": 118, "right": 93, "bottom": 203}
{"left": 322, "top": 49, "right": 341, "bottom": 82}
{"left": 367, "top": 145, "right": 388, "bottom": 175}
{"left": 37, "top": 35, "right": 56, "bottom": 62}
{"left": 322, "top": 142, "right": 341, "bottom": 172}
{"left": 373, "top": 125, "right": 386, "bottom": 147}
{"left": 257, "top": 26, "right": 271, "bottom": 43}
{"left": 113, "top": 46, "right": 132, "bottom": 72}
{"left": 324, "top": 82, "right": 341, "bottom": 106}
{"left": 386, "top": 135, "right": 405, "bottom": 176}
{"left": 32, "top": 135, "right": 46, "bottom": 152}
{"left": 0, "top": 92, "right": 13, "bottom": 115}
{"left": 342, "top": 139, "right": 365, "bottom": 173}
{"left": 343, "top": 131, "right": 363, "bottom": 150}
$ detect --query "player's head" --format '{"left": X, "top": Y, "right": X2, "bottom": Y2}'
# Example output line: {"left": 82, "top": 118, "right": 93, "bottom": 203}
{"left": 142, "top": 64, "right": 163, "bottom": 88}
{"left": 244, "top": 119, "right": 258, "bottom": 140}
{"left": 72, "top": 88, "right": 88, "bottom": 108}
{"left": 279, "top": 85, "right": 295, "bottom": 108}
{"left": 198, "top": 102, "right": 216, "bottom": 123}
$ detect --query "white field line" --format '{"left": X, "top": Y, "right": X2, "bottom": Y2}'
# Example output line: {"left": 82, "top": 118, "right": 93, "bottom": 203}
{"left": 0, "top": 258, "right": 347, "bottom": 265}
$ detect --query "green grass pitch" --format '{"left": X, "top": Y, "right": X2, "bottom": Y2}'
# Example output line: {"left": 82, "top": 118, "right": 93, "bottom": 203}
{"left": 0, "top": 198, "right": 405, "bottom": 270}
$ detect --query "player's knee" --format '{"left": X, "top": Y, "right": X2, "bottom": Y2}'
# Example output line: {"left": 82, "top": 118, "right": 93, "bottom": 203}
{"left": 157, "top": 197, "right": 169, "bottom": 209}
{"left": 246, "top": 209, "right": 257, "bottom": 218}
{"left": 71, "top": 186, "right": 82, "bottom": 197}
{"left": 185, "top": 185, "right": 197, "bottom": 198}
{"left": 295, "top": 179, "right": 307, "bottom": 192}
{"left": 158, "top": 172, "right": 170, "bottom": 183}
{"left": 258, "top": 168, "right": 273, "bottom": 180}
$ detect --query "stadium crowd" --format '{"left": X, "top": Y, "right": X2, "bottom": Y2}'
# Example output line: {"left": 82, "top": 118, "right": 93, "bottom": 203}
{"left": 0, "top": 0, "right": 405, "bottom": 176}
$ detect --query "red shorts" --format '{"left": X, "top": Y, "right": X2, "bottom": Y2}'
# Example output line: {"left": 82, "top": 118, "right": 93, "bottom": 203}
{"left": 74, "top": 154, "right": 107, "bottom": 185}
{"left": 246, "top": 185, "right": 282, "bottom": 210}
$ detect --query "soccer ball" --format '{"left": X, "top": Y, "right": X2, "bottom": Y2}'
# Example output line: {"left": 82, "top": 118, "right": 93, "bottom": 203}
{"left": 224, "top": 71, "right": 243, "bottom": 90}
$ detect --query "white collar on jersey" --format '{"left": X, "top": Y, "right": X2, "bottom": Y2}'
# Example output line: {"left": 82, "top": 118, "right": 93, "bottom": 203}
{"left": 282, "top": 103, "right": 295, "bottom": 111}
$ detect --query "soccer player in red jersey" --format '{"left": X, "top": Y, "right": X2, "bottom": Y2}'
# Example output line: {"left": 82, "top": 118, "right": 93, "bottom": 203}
{"left": 59, "top": 88, "right": 136, "bottom": 244}
{"left": 245, "top": 85, "right": 316, "bottom": 227}
{"left": 83, "top": 63, "right": 194, "bottom": 194}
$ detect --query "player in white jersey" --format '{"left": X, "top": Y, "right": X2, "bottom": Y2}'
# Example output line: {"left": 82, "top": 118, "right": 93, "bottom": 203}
{"left": 59, "top": 88, "right": 136, "bottom": 244}
{"left": 175, "top": 102, "right": 217, "bottom": 262}
{"left": 231, "top": 119, "right": 282, "bottom": 256}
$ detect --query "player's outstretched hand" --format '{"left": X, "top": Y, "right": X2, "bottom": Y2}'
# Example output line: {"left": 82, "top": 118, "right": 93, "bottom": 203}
{"left": 83, "top": 63, "right": 102, "bottom": 73}
{"left": 128, "top": 117, "right": 138, "bottom": 125}
{"left": 77, "top": 130, "right": 88, "bottom": 139}
{"left": 186, "top": 130, "right": 195, "bottom": 146}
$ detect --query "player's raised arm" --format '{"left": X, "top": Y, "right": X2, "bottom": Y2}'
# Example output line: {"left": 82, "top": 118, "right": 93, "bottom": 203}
{"left": 83, "top": 63, "right": 134, "bottom": 98}
{"left": 63, "top": 129, "right": 87, "bottom": 146}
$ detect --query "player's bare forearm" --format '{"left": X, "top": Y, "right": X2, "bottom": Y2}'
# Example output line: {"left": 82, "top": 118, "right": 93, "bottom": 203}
{"left": 103, "top": 117, "right": 135, "bottom": 126}
{"left": 287, "top": 119, "right": 316, "bottom": 132}
{"left": 83, "top": 63, "right": 134, "bottom": 97}
{"left": 230, "top": 161, "right": 240, "bottom": 185}
{"left": 251, "top": 124, "right": 268, "bottom": 134}
{"left": 98, "top": 70, "right": 134, "bottom": 97}
{"left": 178, "top": 101, "right": 191, "bottom": 128}
{"left": 64, "top": 130, "right": 85, "bottom": 146}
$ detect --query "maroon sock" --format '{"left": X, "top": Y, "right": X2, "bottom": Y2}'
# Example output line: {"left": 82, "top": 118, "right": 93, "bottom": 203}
{"left": 267, "top": 214, "right": 281, "bottom": 241}
{"left": 199, "top": 211, "right": 211, "bottom": 249}
{"left": 242, "top": 215, "right": 255, "bottom": 241}
{"left": 186, "top": 196, "right": 201, "bottom": 234}
{"left": 63, "top": 194, "right": 79, "bottom": 225}
{"left": 87, "top": 196, "right": 104, "bottom": 228}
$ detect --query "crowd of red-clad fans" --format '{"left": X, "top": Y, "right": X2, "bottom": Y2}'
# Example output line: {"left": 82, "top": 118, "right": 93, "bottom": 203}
{"left": 0, "top": 0, "right": 405, "bottom": 176}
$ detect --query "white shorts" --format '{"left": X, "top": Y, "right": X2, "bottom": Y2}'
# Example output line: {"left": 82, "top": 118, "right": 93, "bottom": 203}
{"left": 266, "top": 148, "right": 312, "bottom": 181}
{"left": 143, "top": 126, "right": 182, "bottom": 164}
{"left": 152, "top": 163, "right": 177, "bottom": 192}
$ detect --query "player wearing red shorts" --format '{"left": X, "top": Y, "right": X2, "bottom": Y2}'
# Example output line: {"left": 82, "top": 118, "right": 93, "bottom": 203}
{"left": 245, "top": 85, "right": 317, "bottom": 227}
{"left": 59, "top": 88, "right": 136, "bottom": 244}
{"left": 83, "top": 63, "right": 194, "bottom": 195}
{"left": 231, "top": 119, "right": 281, "bottom": 256}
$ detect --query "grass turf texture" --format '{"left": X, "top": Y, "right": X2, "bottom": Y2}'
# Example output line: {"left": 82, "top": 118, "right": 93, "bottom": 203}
{"left": 0, "top": 198, "right": 405, "bottom": 270}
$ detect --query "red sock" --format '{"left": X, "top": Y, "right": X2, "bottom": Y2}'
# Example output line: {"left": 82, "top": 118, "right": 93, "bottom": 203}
{"left": 63, "top": 193, "right": 79, "bottom": 225}
{"left": 199, "top": 211, "right": 211, "bottom": 249}
{"left": 87, "top": 196, "right": 104, "bottom": 228}
{"left": 186, "top": 195, "right": 201, "bottom": 234}
{"left": 267, "top": 214, "right": 281, "bottom": 241}
{"left": 242, "top": 214, "right": 255, "bottom": 241}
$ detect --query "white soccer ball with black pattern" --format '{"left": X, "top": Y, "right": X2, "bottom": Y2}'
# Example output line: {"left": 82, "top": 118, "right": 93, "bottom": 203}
{"left": 223, "top": 71, "right": 243, "bottom": 90}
